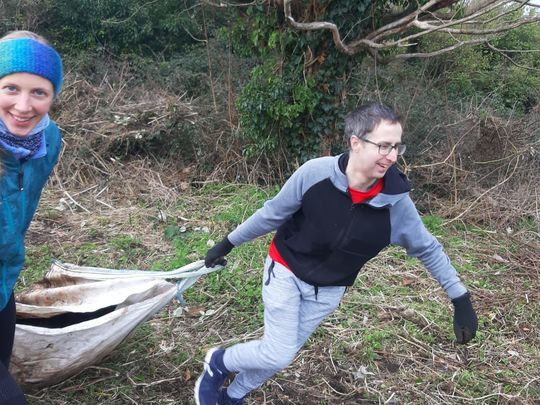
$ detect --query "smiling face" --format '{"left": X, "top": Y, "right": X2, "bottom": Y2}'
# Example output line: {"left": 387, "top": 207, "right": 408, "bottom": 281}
{"left": 0, "top": 72, "right": 54, "bottom": 136}
{"left": 347, "top": 119, "right": 403, "bottom": 190}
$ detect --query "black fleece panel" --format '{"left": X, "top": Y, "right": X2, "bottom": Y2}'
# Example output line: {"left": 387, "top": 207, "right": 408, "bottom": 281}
{"left": 274, "top": 178, "right": 391, "bottom": 286}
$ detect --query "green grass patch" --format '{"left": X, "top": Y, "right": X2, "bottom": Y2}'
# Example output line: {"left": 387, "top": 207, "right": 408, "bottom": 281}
{"left": 422, "top": 215, "right": 445, "bottom": 236}
{"left": 21, "top": 181, "right": 540, "bottom": 404}
{"left": 199, "top": 183, "right": 277, "bottom": 225}
{"left": 17, "top": 245, "right": 54, "bottom": 292}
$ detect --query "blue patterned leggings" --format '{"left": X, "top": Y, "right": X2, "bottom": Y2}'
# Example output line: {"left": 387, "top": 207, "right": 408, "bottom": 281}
{"left": 0, "top": 293, "right": 27, "bottom": 404}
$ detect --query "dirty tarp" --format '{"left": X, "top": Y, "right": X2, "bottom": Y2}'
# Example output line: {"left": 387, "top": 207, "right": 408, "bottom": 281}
{"left": 10, "top": 260, "right": 218, "bottom": 388}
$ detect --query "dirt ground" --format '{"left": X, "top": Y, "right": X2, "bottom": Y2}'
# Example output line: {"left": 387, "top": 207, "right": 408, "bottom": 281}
{"left": 15, "top": 160, "right": 540, "bottom": 405}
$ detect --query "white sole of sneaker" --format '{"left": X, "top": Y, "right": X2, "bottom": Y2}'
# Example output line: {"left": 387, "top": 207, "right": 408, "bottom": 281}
{"left": 194, "top": 347, "right": 220, "bottom": 405}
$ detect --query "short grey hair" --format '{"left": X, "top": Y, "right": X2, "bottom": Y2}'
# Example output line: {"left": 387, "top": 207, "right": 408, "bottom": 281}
{"left": 344, "top": 102, "right": 401, "bottom": 147}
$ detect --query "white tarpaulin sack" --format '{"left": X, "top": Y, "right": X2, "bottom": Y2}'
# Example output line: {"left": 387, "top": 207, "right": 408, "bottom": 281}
{"left": 11, "top": 260, "right": 220, "bottom": 387}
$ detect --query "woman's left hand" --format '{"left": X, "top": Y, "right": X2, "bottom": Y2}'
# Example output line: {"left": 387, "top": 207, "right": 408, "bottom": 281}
{"left": 452, "top": 292, "right": 478, "bottom": 344}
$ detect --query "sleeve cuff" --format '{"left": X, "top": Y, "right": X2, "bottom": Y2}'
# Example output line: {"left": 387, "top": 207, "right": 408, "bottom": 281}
{"left": 446, "top": 283, "right": 468, "bottom": 300}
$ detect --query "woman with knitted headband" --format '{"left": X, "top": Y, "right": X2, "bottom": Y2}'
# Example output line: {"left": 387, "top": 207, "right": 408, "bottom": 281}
{"left": 0, "top": 30, "right": 63, "bottom": 404}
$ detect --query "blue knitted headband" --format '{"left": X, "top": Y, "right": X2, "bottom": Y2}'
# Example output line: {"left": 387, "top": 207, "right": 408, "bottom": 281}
{"left": 0, "top": 37, "right": 63, "bottom": 96}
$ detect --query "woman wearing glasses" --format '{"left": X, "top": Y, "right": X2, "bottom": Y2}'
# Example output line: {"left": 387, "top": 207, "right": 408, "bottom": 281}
{"left": 195, "top": 102, "right": 478, "bottom": 405}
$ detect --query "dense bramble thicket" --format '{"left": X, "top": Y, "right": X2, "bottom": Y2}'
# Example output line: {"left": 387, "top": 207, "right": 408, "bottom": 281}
{"left": 1, "top": 0, "right": 539, "bottom": 229}
{"left": 3, "top": 5, "right": 539, "bottom": 403}
{"left": 2, "top": 0, "right": 538, "bottom": 160}
{"left": 1, "top": 0, "right": 205, "bottom": 55}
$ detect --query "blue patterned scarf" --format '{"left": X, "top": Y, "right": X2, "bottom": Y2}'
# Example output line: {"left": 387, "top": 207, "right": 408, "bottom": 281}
{"left": 0, "top": 114, "right": 49, "bottom": 160}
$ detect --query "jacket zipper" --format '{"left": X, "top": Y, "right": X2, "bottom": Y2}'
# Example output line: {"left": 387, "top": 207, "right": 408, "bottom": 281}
{"left": 345, "top": 202, "right": 356, "bottom": 238}
{"left": 333, "top": 201, "right": 360, "bottom": 250}
{"left": 19, "top": 161, "right": 27, "bottom": 227}
{"left": 1, "top": 196, "right": 11, "bottom": 306}
{"left": 18, "top": 163, "right": 24, "bottom": 191}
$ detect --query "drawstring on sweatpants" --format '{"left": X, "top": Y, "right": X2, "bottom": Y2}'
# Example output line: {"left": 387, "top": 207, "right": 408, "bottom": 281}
{"left": 264, "top": 260, "right": 276, "bottom": 286}
{"left": 263, "top": 260, "right": 321, "bottom": 301}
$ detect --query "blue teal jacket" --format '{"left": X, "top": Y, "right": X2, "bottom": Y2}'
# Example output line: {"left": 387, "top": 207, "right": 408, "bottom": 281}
{"left": 0, "top": 122, "right": 61, "bottom": 310}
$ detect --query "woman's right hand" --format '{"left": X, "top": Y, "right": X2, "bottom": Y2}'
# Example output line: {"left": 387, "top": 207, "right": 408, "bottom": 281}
{"left": 205, "top": 237, "right": 234, "bottom": 267}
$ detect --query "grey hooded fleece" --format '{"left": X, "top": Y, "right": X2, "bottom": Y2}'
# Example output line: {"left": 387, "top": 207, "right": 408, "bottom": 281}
{"left": 227, "top": 153, "right": 467, "bottom": 300}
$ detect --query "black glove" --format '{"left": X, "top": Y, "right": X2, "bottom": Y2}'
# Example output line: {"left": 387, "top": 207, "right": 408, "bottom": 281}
{"left": 205, "top": 237, "right": 234, "bottom": 268}
{"left": 452, "top": 292, "right": 478, "bottom": 344}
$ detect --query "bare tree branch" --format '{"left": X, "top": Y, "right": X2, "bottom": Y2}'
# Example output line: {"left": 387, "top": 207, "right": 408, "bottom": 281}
{"left": 481, "top": 0, "right": 529, "bottom": 24}
{"left": 367, "top": 0, "right": 514, "bottom": 45}
{"left": 200, "top": 0, "right": 260, "bottom": 7}
{"left": 462, "top": 0, "right": 507, "bottom": 17}
{"left": 284, "top": 0, "right": 365, "bottom": 55}
{"left": 282, "top": 0, "right": 540, "bottom": 60}
{"left": 366, "top": 0, "right": 463, "bottom": 42}
{"left": 484, "top": 45, "right": 540, "bottom": 53}
{"left": 487, "top": 43, "right": 540, "bottom": 71}
{"left": 414, "top": 15, "right": 540, "bottom": 37}
{"left": 395, "top": 38, "right": 489, "bottom": 59}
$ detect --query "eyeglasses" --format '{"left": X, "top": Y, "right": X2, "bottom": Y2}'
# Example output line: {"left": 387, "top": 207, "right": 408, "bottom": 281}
{"left": 361, "top": 138, "right": 406, "bottom": 156}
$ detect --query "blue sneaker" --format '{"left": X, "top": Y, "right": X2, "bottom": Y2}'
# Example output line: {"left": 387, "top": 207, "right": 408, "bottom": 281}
{"left": 194, "top": 348, "right": 229, "bottom": 405}
{"left": 217, "top": 388, "right": 244, "bottom": 405}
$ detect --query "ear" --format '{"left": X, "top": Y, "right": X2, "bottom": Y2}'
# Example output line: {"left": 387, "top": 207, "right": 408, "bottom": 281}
{"left": 350, "top": 135, "right": 361, "bottom": 151}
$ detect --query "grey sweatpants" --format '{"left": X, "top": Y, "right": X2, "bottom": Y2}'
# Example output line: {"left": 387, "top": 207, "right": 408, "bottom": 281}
{"left": 223, "top": 256, "right": 346, "bottom": 399}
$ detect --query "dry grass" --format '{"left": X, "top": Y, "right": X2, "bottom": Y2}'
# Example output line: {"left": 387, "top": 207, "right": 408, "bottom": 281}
{"left": 20, "top": 170, "right": 540, "bottom": 405}
{"left": 407, "top": 106, "right": 540, "bottom": 235}
{"left": 14, "top": 59, "right": 540, "bottom": 405}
